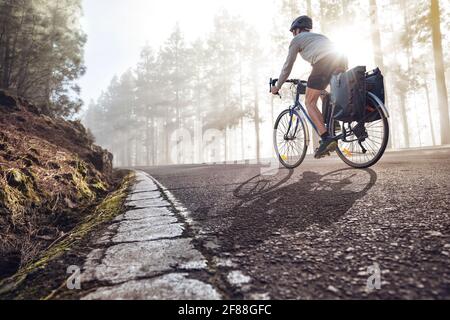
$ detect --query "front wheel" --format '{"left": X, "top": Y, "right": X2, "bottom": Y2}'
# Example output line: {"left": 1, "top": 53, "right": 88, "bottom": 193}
{"left": 332, "top": 101, "right": 389, "bottom": 168}
{"left": 273, "top": 109, "right": 308, "bottom": 169}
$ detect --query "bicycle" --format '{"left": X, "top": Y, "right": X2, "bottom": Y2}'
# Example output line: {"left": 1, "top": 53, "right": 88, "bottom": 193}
{"left": 269, "top": 77, "right": 390, "bottom": 169}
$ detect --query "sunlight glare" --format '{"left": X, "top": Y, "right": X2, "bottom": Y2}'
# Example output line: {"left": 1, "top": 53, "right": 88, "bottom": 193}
{"left": 328, "top": 26, "right": 375, "bottom": 68}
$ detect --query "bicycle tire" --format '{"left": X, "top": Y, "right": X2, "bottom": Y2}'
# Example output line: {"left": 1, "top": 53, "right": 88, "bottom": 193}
{"left": 332, "top": 101, "right": 389, "bottom": 169}
{"left": 273, "top": 109, "right": 309, "bottom": 169}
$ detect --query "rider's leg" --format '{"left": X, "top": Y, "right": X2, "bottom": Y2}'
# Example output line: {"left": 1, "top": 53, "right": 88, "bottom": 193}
{"left": 307, "top": 55, "right": 345, "bottom": 158}
{"left": 305, "top": 88, "right": 327, "bottom": 136}
{"left": 306, "top": 87, "right": 337, "bottom": 158}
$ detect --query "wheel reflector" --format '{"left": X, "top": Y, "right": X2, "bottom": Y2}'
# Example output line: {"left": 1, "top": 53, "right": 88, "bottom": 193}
{"left": 343, "top": 148, "right": 352, "bottom": 157}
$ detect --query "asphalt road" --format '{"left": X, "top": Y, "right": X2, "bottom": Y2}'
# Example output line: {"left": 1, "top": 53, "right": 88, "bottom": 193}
{"left": 142, "top": 149, "right": 450, "bottom": 299}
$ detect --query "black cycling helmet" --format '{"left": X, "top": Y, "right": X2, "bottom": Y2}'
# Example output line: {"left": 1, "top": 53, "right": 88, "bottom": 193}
{"left": 290, "top": 15, "right": 313, "bottom": 32}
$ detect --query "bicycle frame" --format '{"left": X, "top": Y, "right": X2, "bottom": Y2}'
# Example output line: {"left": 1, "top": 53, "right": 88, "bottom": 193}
{"left": 286, "top": 86, "right": 390, "bottom": 144}
{"left": 286, "top": 85, "right": 344, "bottom": 142}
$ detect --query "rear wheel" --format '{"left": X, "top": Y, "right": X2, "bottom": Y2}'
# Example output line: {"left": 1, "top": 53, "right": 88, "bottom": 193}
{"left": 332, "top": 101, "right": 389, "bottom": 168}
{"left": 273, "top": 109, "right": 308, "bottom": 169}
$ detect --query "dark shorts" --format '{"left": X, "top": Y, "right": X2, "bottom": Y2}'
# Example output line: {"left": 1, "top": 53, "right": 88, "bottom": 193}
{"left": 307, "top": 54, "right": 348, "bottom": 90}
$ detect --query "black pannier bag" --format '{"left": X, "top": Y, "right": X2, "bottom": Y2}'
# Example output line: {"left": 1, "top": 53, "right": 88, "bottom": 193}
{"left": 330, "top": 66, "right": 366, "bottom": 122}
{"left": 365, "top": 68, "right": 385, "bottom": 122}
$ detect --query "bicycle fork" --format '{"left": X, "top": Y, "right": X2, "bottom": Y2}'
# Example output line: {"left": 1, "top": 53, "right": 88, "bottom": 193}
{"left": 286, "top": 108, "right": 301, "bottom": 140}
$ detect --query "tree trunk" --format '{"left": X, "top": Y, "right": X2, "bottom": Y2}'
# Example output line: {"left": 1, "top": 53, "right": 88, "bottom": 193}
{"left": 224, "top": 127, "right": 228, "bottom": 162}
{"left": 390, "top": 14, "right": 410, "bottom": 148}
{"left": 17, "top": 17, "right": 38, "bottom": 95}
{"left": 288, "top": 0, "right": 297, "bottom": 17}
{"left": 369, "top": 0, "right": 385, "bottom": 73}
{"left": 307, "top": 0, "right": 312, "bottom": 17}
{"left": 401, "top": 0, "right": 418, "bottom": 148}
{"left": 193, "top": 60, "right": 203, "bottom": 164}
{"left": 8, "top": 5, "right": 27, "bottom": 90}
{"left": 319, "top": 0, "right": 327, "bottom": 33}
{"left": 239, "top": 56, "right": 245, "bottom": 160}
{"left": 165, "top": 125, "right": 170, "bottom": 165}
{"left": 146, "top": 110, "right": 151, "bottom": 166}
{"left": 1, "top": 31, "right": 11, "bottom": 88}
{"left": 254, "top": 86, "right": 261, "bottom": 163}
{"left": 239, "top": 77, "right": 245, "bottom": 160}
{"left": 341, "top": 0, "right": 349, "bottom": 27}
{"left": 153, "top": 119, "right": 159, "bottom": 166}
{"left": 126, "top": 131, "right": 132, "bottom": 167}
{"left": 151, "top": 116, "right": 156, "bottom": 166}
{"left": 122, "top": 139, "right": 127, "bottom": 167}
{"left": 176, "top": 90, "right": 181, "bottom": 164}
{"left": 399, "top": 92, "right": 409, "bottom": 148}
{"left": 430, "top": 0, "right": 450, "bottom": 145}
{"left": 369, "top": 0, "right": 395, "bottom": 149}
{"left": 424, "top": 84, "right": 436, "bottom": 146}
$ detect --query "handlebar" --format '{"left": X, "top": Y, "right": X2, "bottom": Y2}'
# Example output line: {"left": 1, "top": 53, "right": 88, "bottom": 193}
{"left": 269, "top": 78, "right": 279, "bottom": 98}
{"left": 269, "top": 78, "right": 308, "bottom": 99}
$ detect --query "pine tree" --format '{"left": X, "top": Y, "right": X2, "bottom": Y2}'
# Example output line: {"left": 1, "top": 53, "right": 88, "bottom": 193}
{"left": 158, "top": 24, "right": 193, "bottom": 164}
{"left": 0, "top": 0, "right": 86, "bottom": 116}
{"left": 430, "top": 0, "right": 450, "bottom": 144}
{"left": 204, "top": 10, "right": 244, "bottom": 161}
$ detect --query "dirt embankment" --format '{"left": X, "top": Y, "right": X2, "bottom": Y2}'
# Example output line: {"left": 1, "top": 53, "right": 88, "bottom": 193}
{"left": 0, "top": 90, "right": 114, "bottom": 279}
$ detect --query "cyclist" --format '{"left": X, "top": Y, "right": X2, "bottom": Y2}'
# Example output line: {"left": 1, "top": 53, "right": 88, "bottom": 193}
{"left": 271, "top": 15, "right": 348, "bottom": 159}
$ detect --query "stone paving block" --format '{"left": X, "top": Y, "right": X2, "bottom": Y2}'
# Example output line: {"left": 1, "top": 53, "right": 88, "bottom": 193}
{"left": 124, "top": 207, "right": 174, "bottom": 220}
{"left": 82, "top": 273, "right": 221, "bottom": 300}
{"left": 131, "top": 180, "right": 159, "bottom": 193}
{"left": 84, "top": 238, "right": 207, "bottom": 284}
{"left": 112, "top": 222, "right": 184, "bottom": 243}
{"left": 82, "top": 249, "right": 105, "bottom": 282}
{"left": 126, "top": 191, "right": 161, "bottom": 202}
{"left": 119, "top": 215, "right": 178, "bottom": 230}
{"left": 127, "top": 198, "right": 168, "bottom": 208}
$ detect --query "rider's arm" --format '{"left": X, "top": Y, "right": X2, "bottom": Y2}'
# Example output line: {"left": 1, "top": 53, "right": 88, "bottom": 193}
{"left": 276, "top": 38, "right": 301, "bottom": 89}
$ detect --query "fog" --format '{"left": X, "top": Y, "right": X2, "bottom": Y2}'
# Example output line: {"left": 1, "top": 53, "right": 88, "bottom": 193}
{"left": 80, "top": 0, "right": 450, "bottom": 167}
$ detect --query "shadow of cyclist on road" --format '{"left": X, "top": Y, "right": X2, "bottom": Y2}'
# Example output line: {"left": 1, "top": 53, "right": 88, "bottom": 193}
{"left": 219, "top": 167, "right": 377, "bottom": 251}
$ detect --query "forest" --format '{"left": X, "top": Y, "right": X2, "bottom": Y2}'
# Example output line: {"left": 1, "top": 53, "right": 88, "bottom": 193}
{"left": 1, "top": 0, "right": 449, "bottom": 167}
{"left": 0, "top": 0, "right": 86, "bottom": 116}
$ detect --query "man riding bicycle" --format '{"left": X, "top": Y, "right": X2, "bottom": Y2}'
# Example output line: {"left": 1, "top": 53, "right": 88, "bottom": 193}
{"left": 271, "top": 15, "right": 348, "bottom": 159}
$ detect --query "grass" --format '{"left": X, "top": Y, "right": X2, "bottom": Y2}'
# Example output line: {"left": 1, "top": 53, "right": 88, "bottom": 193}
{"left": 0, "top": 171, "right": 135, "bottom": 299}
{"left": 0, "top": 168, "right": 41, "bottom": 223}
